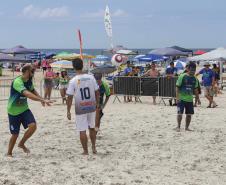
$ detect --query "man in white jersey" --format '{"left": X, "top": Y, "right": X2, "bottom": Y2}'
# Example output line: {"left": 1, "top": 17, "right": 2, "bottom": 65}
{"left": 67, "top": 58, "right": 99, "bottom": 155}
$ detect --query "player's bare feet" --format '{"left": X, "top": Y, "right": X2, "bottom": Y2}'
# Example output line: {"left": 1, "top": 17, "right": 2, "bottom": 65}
{"left": 175, "top": 127, "right": 180, "bottom": 132}
{"left": 6, "top": 153, "right": 13, "bottom": 157}
{"left": 185, "top": 128, "right": 193, "bottom": 131}
{"left": 18, "top": 144, "right": 30, "bottom": 154}
{"left": 82, "top": 150, "right": 88, "bottom": 155}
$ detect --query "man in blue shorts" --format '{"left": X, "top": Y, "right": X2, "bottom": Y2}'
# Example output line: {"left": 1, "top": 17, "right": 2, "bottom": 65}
{"left": 7, "top": 64, "right": 52, "bottom": 157}
{"left": 176, "top": 62, "right": 199, "bottom": 132}
{"left": 196, "top": 61, "right": 217, "bottom": 108}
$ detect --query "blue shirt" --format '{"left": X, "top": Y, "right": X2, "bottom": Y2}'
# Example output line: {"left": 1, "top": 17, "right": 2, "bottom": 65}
{"left": 199, "top": 68, "right": 214, "bottom": 86}
{"left": 166, "top": 67, "right": 177, "bottom": 75}
{"left": 123, "top": 67, "right": 132, "bottom": 76}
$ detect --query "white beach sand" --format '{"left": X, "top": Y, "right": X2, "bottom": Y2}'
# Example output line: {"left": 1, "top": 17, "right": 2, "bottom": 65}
{"left": 0, "top": 70, "right": 226, "bottom": 185}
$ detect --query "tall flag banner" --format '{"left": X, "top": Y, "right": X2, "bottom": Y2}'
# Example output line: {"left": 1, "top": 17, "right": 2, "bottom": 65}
{"left": 104, "top": 5, "right": 113, "bottom": 49}
{"left": 78, "top": 29, "right": 83, "bottom": 59}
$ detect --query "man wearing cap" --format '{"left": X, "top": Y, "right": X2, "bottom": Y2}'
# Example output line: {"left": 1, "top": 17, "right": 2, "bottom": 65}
{"left": 94, "top": 73, "right": 111, "bottom": 134}
{"left": 7, "top": 64, "right": 52, "bottom": 157}
{"left": 196, "top": 61, "right": 217, "bottom": 108}
{"left": 176, "top": 62, "right": 199, "bottom": 131}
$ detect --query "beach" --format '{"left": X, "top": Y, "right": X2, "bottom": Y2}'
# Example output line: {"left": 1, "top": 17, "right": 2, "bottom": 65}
{"left": 0, "top": 69, "right": 226, "bottom": 184}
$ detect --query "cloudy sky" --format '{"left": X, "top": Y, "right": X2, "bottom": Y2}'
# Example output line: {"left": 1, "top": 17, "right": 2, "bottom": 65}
{"left": 0, "top": 0, "right": 225, "bottom": 49}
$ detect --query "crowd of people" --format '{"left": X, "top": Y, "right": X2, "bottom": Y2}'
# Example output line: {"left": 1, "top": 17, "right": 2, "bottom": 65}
{"left": 5, "top": 56, "right": 223, "bottom": 156}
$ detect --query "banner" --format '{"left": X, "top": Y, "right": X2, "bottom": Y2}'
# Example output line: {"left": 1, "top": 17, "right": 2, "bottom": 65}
{"left": 104, "top": 5, "right": 113, "bottom": 49}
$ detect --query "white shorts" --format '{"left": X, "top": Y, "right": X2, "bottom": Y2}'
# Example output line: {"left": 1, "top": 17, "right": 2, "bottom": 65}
{"left": 75, "top": 112, "right": 96, "bottom": 132}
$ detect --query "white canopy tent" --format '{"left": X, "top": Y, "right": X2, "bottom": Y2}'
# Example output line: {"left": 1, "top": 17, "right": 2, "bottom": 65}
{"left": 188, "top": 47, "right": 226, "bottom": 61}
{"left": 188, "top": 47, "right": 226, "bottom": 83}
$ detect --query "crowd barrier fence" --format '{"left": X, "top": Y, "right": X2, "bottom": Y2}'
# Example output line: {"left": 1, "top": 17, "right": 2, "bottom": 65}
{"left": 113, "top": 76, "right": 177, "bottom": 104}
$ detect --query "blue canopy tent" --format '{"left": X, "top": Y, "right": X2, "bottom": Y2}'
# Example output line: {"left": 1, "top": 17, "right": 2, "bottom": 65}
{"left": 149, "top": 47, "right": 189, "bottom": 56}
{"left": 1, "top": 45, "right": 39, "bottom": 55}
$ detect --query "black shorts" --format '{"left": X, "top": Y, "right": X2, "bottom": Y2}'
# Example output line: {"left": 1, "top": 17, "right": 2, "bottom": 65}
{"left": 177, "top": 100, "right": 194, "bottom": 115}
{"left": 8, "top": 109, "right": 36, "bottom": 134}
{"left": 42, "top": 67, "right": 47, "bottom": 71}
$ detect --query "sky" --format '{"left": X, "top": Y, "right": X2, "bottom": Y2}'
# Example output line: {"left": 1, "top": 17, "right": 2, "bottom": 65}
{"left": 0, "top": 0, "right": 226, "bottom": 49}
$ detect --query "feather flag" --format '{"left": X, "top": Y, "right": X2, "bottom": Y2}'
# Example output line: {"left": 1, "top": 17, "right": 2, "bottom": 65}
{"left": 104, "top": 5, "right": 113, "bottom": 49}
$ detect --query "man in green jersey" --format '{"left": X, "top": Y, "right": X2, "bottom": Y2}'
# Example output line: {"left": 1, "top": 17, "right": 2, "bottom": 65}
{"left": 94, "top": 73, "right": 111, "bottom": 133}
{"left": 7, "top": 64, "right": 52, "bottom": 157}
{"left": 176, "top": 62, "right": 199, "bottom": 132}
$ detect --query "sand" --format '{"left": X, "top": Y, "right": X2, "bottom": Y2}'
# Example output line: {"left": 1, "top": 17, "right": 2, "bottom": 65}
{"left": 0, "top": 70, "right": 226, "bottom": 185}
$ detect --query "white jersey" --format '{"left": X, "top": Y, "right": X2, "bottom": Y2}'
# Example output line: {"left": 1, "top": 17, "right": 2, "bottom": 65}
{"left": 67, "top": 74, "right": 99, "bottom": 115}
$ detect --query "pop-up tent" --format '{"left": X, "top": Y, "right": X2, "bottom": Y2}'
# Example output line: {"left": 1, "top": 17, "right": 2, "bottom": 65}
{"left": 171, "top": 46, "right": 193, "bottom": 54}
{"left": 0, "top": 53, "right": 31, "bottom": 62}
{"left": 188, "top": 47, "right": 226, "bottom": 61}
{"left": 149, "top": 47, "right": 188, "bottom": 56}
{"left": 1, "top": 45, "right": 39, "bottom": 55}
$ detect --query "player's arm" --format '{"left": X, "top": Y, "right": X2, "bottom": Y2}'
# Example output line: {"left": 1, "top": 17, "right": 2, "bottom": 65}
{"left": 66, "top": 79, "right": 75, "bottom": 120}
{"left": 66, "top": 95, "right": 73, "bottom": 120}
{"left": 102, "top": 83, "right": 111, "bottom": 109}
{"left": 22, "top": 89, "right": 46, "bottom": 103}
{"left": 95, "top": 90, "right": 100, "bottom": 108}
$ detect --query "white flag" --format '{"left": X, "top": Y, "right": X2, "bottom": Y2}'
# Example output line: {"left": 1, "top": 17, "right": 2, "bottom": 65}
{"left": 104, "top": 5, "right": 113, "bottom": 48}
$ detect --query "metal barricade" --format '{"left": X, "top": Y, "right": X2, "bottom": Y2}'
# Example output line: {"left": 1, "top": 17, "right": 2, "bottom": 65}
{"left": 113, "top": 76, "right": 141, "bottom": 96}
{"left": 140, "top": 77, "right": 159, "bottom": 96}
{"left": 112, "top": 76, "right": 177, "bottom": 104}
{"left": 0, "top": 79, "right": 12, "bottom": 101}
{"left": 159, "top": 77, "right": 177, "bottom": 98}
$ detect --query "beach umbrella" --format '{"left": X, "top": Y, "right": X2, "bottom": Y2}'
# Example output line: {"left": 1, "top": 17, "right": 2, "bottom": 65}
{"left": 0, "top": 53, "right": 31, "bottom": 63}
{"left": 91, "top": 64, "right": 117, "bottom": 74}
{"left": 92, "top": 55, "right": 111, "bottom": 67}
{"left": 1, "top": 45, "right": 39, "bottom": 55}
{"left": 53, "top": 53, "right": 94, "bottom": 60}
{"left": 149, "top": 47, "right": 188, "bottom": 56}
{"left": 133, "top": 54, "right": 168, "bottom": 62}
{"left": 168, "top": 61, "right": 186, "bottom": 70}
{"left": 193, "top": 50, "right": 206, "bottom": 55}
{"left": 50, "top": 60, "right": 73, "bottom": 69}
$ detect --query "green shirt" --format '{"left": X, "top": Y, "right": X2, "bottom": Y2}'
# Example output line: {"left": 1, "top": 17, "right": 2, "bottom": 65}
{"left": 7, "top": 76, "right": 34, "bottom": 116}
{"left": 99, "top": 81, "right": 111, "bottom": 105}
{"left": 59, "top": 77, "right": 69, "bottom": 85}
{"left": 176, "top": 73, "right": 198, "bottom": 102}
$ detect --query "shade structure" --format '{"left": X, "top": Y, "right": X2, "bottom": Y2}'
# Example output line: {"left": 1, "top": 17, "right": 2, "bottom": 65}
{"left": 116, "top": 49, "right": 138, "bottom": 55}
{"left": 92, "top": 55, "right": 111, "bottom": 67}
{"left": 188, "top": 47, "right": 226, "bottom": 61}
{"left": 171, "top": 46, "right": 193, "bottom": 53}
{"left": 149, "top": 47, "right": 188, "bottom": 56}
{"left": 53, "top": 53, "right": 94, "bottom": 60}
{"left": 1, "top": 45, "right": 39, "bottom": 55}
{"left": 50, "top": 60, "right": 73, "bottom": 69}
{"left": 173, "top": 61, "right": 186, "bottom": 70}
{"left": 91, "top": 64, "right": 117, "bottom": 74}
{"left": 193, "top": 50, "right": 206, "bottom": 55}
{"left": 133, "top": 54, "right": 168, "bottom": 62}
{"left": 0, "top": 53, "right": 31, "bottom": 63}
